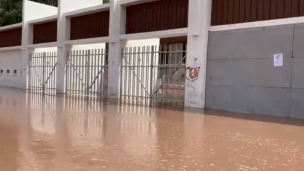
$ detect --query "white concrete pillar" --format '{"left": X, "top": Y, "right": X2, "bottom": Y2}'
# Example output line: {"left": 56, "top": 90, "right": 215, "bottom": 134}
{"left": 185, "top": 0, "right": 212, "bottom": 108}
{"left": 21, "top": 1, "right": 33, "bottom": 90}
{"left": 107, "top": 0, "right": 126, "bottom": 99}
{"left": 56, "top": 41, "right": 70, "bottom": 94}
{"left": 21, "top": 24, "right": 32, "bottom": 90}
{"left": 56, "top": 2, "right": 68, "bottom": 94}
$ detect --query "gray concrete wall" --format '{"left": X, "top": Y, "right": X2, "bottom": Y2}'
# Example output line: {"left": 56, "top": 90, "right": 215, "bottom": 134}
{"left": 206, "top": 24, "right": 304, "bottom": 119}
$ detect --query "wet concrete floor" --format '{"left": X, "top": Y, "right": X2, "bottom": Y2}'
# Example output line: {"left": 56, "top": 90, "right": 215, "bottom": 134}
{"left": 0, "top": 88, "right": 304, "bottom": 171}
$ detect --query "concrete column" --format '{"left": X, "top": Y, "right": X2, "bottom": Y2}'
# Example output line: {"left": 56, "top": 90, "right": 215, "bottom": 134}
{"left": 21, "top": 24, "right": 32, "bottom": 90}
{"left": 56, "top": 5, "right": 69, "bottom": 94}
{"left": 107, "top": 0, "right": 126, "bottom": 99}
{"left": 184, "top": 0, "right": 212, "bottom": 108}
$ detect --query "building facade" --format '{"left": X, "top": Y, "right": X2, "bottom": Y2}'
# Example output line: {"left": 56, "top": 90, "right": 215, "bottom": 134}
{"left": 0, "top": 0, "right": 303, "bottom": 118}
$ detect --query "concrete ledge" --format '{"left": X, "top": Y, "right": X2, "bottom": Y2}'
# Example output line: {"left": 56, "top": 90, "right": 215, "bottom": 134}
{"left": 119, "top": 28, "right": 188, "bottom": 40}
{"left": 65, "top": 37, "right": 109, "bottom": 45}
{"left": 64, "top": 3, "right": 110, "bottom": 18}
{"left": 119, "top": 0, "right": 156, "bottom": 6}
{"left": 0, "top": 23, "right": 22, "bottom": 31}
{"left": 27, "top": 42, "right": 57, "bottom": 48}
{"left": 0, "top": 46, "right": 22, "bottom": 52}
{"left": 28, "top": 15, "right": 57, "bottom": 25}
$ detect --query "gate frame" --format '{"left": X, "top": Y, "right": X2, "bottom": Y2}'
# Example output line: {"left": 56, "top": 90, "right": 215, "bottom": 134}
{"left": 29, "top": 52, "right": 57, "bottom": 95}
{"left": 66, "top": 48, "right": 108, "bottom": 98}
{"left": 120, "top": 43, "right": 186, "bottom": 106}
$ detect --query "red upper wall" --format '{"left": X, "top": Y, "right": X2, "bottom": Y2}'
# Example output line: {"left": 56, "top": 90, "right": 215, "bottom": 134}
{"left": 33, "top": 20, "right": 57, "bottom": 44}
{"left": 211, "top": 0, "right": 304, "bottom": 25}
{"left": 70, "top": 10, "right": 110, "bottom": 40}
{"left": 125, "top": 0, "right": 189, "bottom": 34}
{"left": 2, "top": 0, "right": 303, "bottom": 47}
{"left": 0, "top": 27, "right": 22, "bottom": 47}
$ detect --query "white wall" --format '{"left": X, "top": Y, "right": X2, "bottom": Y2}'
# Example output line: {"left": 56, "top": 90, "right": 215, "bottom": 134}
{"left": 71, "top": 43, "right": 106, "bottom": 51}
{"left": 56, "top": 0, "right": 103, "bottom": 93}
{"left": 22, "top": 0, "right": 58, "bottom": 89}
{"left": 23, "top": 0, "right": 58, "bottom": 22}
{"left": 0, "top": 50, "right": 23, "bottom": 88}
{"left": 125, "top": 39, "right": 159, "bottom": 47}
{"left": 184, "top": 0, "right": 212, "bottom": 108}
{"left": 59, "top": 0, "right": 102, "bottom": 13}
{"left": 33, "top": 47, "right": 58, "bottom": 53}
{"left": 0, "top": 0, "right": 212, "bottom": 109}
{"left": 22, "top": 0, "right": 58, "bottom": 46}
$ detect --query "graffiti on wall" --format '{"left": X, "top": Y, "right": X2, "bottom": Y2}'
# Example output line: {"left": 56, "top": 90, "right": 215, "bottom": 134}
{"left": 186, "top": 58, "right": 200, "bottom": 81}
{"left": 185, "top": 57, "right": 202, "bottom": 106}
{"left": 185, "top": 58, "right": 200, "bottom": 90}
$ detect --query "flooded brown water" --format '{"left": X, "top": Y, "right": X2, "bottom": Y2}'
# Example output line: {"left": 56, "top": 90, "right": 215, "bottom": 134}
{"left": 0, "top": 88, "right": 304, "bottom": 171}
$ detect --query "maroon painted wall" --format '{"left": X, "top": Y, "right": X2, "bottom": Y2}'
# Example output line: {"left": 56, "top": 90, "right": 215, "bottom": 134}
{"left": 33, "top": 20, "right": 57, "bottom": 44}
{"left": 70, "top": 11, "right": 110, "bottom": 40}
{"left": 125, "top": 0, "right": 188, "bottom": 34}
{"left": 0, "top": 27, "right": 22, "bottom": 47}
{"left": 211, "top": 0, "right": 304, "bottom": 25}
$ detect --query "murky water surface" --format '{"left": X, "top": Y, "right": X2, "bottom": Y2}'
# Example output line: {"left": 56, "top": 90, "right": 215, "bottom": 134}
{"left": 0, "top": 88, "right": 304, "bottom": 171}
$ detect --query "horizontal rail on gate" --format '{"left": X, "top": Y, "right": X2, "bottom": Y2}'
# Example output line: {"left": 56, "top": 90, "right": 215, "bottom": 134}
{"left": 121, "top": 95, "right": 151, "bottom": 98}
{"left": 30, "top": 87, "right": 44, "bottom": 89}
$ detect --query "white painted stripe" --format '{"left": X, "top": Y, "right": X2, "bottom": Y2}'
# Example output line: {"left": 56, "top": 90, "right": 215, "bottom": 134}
{"left": 0, "top": 23, "right": 22, "bottom": 31}
{"left": 119, "top": 28, "right": 187, "bottom": 40}
{"left": 63, "top": 4, "right": 110, "bottom": 18}
{"left": 119, "top": 0, "right": 156, "bottom": 6}
{"left": 65, "top": 37, "right": 109, "bottom": 45}
{"left": 28, "top": 15, "right": 57, "bottom": 25}
{"left": 27, "top": 42, "right": 57, "bottom": 48}
{"left": 0, "top": 46, "right": 22, "bottom": 52}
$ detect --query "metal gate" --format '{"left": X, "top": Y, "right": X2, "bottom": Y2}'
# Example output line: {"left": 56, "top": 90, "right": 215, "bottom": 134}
{"left": 29, "top": 52, "right": 57, "bottom": 95}
{"left": 66, "top": 49, "right": 108, "bottom": 98}
{"left": 121, "top": 43, "right": 186, "bottom": 106}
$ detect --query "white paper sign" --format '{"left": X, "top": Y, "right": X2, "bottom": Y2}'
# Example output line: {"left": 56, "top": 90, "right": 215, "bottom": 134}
{"left": 273, "top": 54, "right": 283, "bottom": 67}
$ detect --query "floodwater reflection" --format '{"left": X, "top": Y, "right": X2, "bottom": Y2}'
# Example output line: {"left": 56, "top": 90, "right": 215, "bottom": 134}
{"left": 0, "top": 88, "right": 303, "bottom": 171}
